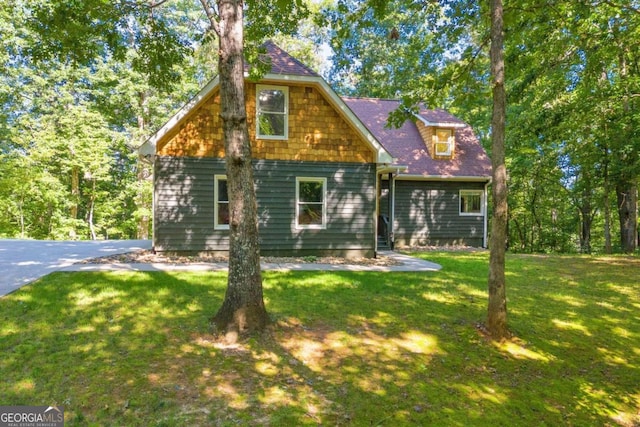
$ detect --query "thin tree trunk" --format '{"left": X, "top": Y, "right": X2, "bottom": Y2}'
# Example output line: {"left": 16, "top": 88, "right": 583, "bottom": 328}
{"left": 487, "top": 0, "right": 509, "bottom": 340}
{"left": 617, "top": 181, "right": 638, "bottom": 253}
{"left": 211, "top": 0, "right": 269, "bottom": 336}
{"left": 19, "top": 198, "right": 25, "bottom": 239}
{"left": 602, "top": 142, "right": 613, "bottom": 254}
{"left": 136, "top": 91, "right": 151, "bottom": 240}
{"left": 579, "top": 177, "right": 593, "bottom": 254}
{"left": 88, "top": 180, "right": 97, "bottom": 240}
{"left": 70, "top": 165, "right": 79, "bottom": 238}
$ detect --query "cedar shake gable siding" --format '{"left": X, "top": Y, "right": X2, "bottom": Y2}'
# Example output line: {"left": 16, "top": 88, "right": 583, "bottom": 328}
{"left": 157, "top": 84, "right": 374, "bottom": 163}
{"left": 343, "top": 97, "right": 492, "bottom": 178}
{"left": 155, "top": 43, "right": 375, "bottom": 163}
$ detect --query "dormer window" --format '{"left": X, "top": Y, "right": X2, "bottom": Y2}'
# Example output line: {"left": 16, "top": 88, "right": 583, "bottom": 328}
{"left": 434, "top": 128, "right": 454, "bottom": 157}
{"left": 257, "top": 85, "right": 288, "bottom": 139}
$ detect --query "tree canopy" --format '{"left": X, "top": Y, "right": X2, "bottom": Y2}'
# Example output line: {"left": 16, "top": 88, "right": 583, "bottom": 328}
{"left": 323, "top": 0, "right": 639, "bottom": 254}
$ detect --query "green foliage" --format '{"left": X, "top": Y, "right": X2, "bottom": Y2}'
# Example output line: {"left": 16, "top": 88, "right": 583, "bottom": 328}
{"left": 1, "top": 253, "right": 639, "bottom": 424}
{"left": 324, "top": 0, "right": 639, "bottom": 254}
{"left": 0, "top": 1, "right": 212, "bottom": 240}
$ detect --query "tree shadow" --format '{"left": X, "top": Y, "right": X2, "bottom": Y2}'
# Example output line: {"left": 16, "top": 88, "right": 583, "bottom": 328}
{"left": 1, "top": 254, "right": 639, "bottom": 426}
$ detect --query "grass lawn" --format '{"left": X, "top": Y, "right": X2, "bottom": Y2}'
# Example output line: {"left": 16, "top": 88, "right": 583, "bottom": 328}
{"left": 1, "top": 252, "right": 639, "bottom": 426}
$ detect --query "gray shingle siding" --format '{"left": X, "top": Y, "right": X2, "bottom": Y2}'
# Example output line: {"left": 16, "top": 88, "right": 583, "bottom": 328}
{"left": 381, "top": 180, "right": 487, "bottom": 247}
{"left": 154, "top": 156, "right": 376, "bottom": 257}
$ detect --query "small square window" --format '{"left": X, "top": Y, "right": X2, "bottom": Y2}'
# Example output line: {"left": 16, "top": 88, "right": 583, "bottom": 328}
{"left": 435, "top": 128, "right": 453, "bottom": 156}
{"left": 215, "top": 175, "right": 229, "bottom": 229}
{"left": 296, "top": 177, "right": 326, "bottom": 229}
{"left": 460, "top": 190, "right": 484, "bottom": 216}
{"left": 257, "top": 85, "right": 288, "bottom": 139}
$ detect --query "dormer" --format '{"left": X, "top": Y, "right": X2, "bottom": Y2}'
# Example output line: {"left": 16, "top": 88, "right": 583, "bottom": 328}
{"left": 414, "top": 113, "right": 466, "bottom": 160}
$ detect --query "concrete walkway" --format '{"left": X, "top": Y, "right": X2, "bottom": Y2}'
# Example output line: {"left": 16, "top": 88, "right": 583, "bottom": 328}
{"left": 0, "top": 239, "right": 151, "bottom": 297}
{"left": 60, "top": 250, "right": 441, "bottom": 274}
{"left": 1, "top": 240, "right": 440, "bottom": 298}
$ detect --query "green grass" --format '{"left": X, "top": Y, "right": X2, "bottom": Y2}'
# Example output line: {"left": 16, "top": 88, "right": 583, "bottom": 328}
{"left": 1, "top": 253, "right": 639, "bottom": 426}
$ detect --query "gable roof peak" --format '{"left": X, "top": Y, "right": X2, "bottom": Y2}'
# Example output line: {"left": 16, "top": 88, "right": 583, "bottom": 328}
{"left": 250, "top": 40, "right": 320, "bottom": 78}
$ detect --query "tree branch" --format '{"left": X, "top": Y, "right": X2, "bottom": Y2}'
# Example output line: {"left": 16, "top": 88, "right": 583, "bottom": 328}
{"left": 596, "top": 0, "right": 640, "bottom": 15}
{"left": 198, "top": 0, "right": 221, "bottom": 36}
{"left": 149, "top": 0, "right": 171, "bottom": 8}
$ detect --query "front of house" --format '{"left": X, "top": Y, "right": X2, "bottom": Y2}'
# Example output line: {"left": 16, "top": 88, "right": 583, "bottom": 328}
{"left": 139, "top": 42, "right": 492, "bottom": 257}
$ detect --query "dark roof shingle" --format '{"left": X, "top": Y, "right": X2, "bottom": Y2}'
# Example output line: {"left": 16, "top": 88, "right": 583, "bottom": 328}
{"left": 343, "top": 97, "right": 492, "bottom": 178}
{"left": 246, "top": 41, "right": 320, "bottom": 77}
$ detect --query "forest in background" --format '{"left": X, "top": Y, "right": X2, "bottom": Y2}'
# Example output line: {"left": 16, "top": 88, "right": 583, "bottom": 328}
{"left": 1, "top": 0, "right": 638, "bottom": 254}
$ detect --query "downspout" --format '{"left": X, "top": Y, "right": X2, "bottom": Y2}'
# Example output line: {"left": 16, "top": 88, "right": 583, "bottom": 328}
{"left": 483, "top": 180, "right": 489, "bottom": 248}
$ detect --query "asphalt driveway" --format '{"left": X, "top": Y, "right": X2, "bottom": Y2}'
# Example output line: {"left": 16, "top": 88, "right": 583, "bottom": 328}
{"left": 0, "top": 239, "right": 151, "bottom": 297}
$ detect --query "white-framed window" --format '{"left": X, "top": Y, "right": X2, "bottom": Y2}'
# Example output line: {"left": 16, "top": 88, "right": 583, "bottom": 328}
{"left": 214, "top": 175, "right": 230, "bottom": 229}
{"left": 296, "top": 177, "right": 327, "bottom": 229}
{"left": 459, "top": 190, "right": 484, "bottom": 216}
{"left": 256, "top": 85, "right": 288, "bottom": 140}
{"left": 434, "top": 128, "right": 454, "bottom": 156}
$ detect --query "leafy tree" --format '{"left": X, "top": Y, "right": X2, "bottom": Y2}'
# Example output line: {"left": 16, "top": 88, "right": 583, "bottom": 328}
{"left": 326, "top": 0, "right": 639, "bottom": 254}
{"left": 14, "top": 0, "right": 309, "bottom": 335}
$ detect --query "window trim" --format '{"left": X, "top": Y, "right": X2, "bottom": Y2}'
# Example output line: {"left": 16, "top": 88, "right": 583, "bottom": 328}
{"left": 459, "top": 189, "right": 484, "bottom": 216}
{"left": 256, "top": 84, "right": 289, "bottom": 140}
{"left": 295, "top": 177, "right": 327, "bottom": 230}
{"left": 434, "top": 128, "right": 453, "bottom": 156}
{"left": 214, "top": 174, "right": 230, "bottom": 230}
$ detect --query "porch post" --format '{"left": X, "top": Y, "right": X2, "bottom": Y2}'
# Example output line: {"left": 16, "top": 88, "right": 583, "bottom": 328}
{"left": 388, "top": 172, "right": 395, "bottom": 250}
{"left": 483, "top": 180, "right": 489, "bottom": 248}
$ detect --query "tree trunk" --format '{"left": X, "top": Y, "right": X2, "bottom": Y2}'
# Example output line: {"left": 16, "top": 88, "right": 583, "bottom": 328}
{"left": 604, "top": 191, "right": 612, "bottom": 253}
{"left": 88, "top": 181, "right": 97, "bottom": 240}
{"left": 136, "top": 91, "right": 151, "bottom": 240}
{"left": 617, "top": 180, "right": 638, "bottom": 253}
{"left": 602, "top": 142, "right": 613, "bottom": 254}
{"left": 579, "top": 178, "right": 593, "bottom": 254}
{"left": 211, "top": 0, "right": 269, "bottom": 336}
{"left": 579, "top": 204, "right": 592, "bottom": 254}
{"left": 70, "top": 165, "right": 79, "bottom": 239}
{"left": 487, "top": 0, "right": 509, "bottom": 340}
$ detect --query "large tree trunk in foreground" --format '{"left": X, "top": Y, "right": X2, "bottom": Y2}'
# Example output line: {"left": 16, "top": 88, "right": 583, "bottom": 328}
{"left": 211, "top": 0, "right": 268, "bottom": 335}
{"left": 487, "top": 0, "right": 509, "bottom": 340}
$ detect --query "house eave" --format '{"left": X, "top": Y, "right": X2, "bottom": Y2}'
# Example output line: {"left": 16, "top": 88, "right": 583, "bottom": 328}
{"left": 391, "top": 174, "right": 492, "bottom": 182}
{"left": 377, "top": 164, "right": 408, "bottom": 175}
{"left": 138, "top": 76, "right": 221, "bottom": 157}
{"left": 413, "top": 114, "right": 467, "bottom": 129}
{"left": 261, "top": 73, "right": 394, "bottom": 164}
{"left": 138, "top": 72, "right": 395, "bottom": 165}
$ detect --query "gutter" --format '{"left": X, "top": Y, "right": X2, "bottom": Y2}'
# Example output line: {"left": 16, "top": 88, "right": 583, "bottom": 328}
{"left": 393, "top": 174, "right": 492, "bottom": 182}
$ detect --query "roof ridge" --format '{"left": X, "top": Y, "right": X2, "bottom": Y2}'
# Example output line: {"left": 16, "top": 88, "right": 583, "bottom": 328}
{"left": 259, "top": 40, "right": 320, "bottom": 77}
{"left": 342, "top": 96, "right": 402, "bottom": 102}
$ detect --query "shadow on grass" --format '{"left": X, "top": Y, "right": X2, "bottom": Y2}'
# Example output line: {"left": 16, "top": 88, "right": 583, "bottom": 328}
{"left": 0, "top": 253, "right": 639, "bottom": 426}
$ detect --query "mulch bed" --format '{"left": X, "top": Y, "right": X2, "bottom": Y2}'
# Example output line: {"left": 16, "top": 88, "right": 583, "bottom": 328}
{"left": 79, "top": 250, "right": 402, "bottom": 267}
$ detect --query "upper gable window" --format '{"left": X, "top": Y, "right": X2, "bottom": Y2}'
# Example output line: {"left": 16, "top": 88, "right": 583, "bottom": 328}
{"left": 434, "top": 128, "right": 454, "bottom": 156}
{"left": 256, "top": 85, "right": 288, "bottom": 140}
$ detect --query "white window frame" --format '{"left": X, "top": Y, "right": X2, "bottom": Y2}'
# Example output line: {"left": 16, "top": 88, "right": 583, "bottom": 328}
{"left": 296, "top": 177, "right": 327, "bottom": 229}
{"left": 256, "top": 84, "right": 289, "bottom": 140}
{"left": 459, "top": 189, "right": 484, "bottom": 216}
{"left": 214, "top": 174, "right": 230, "bottom": 230}
{"left": 434, "top": 128, "right": 453, "bottom": 156}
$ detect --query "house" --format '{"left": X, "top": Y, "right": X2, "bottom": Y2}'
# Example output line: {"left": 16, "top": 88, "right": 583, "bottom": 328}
{"left": 139, "top": 42, "right": 492, "bottom": 258}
